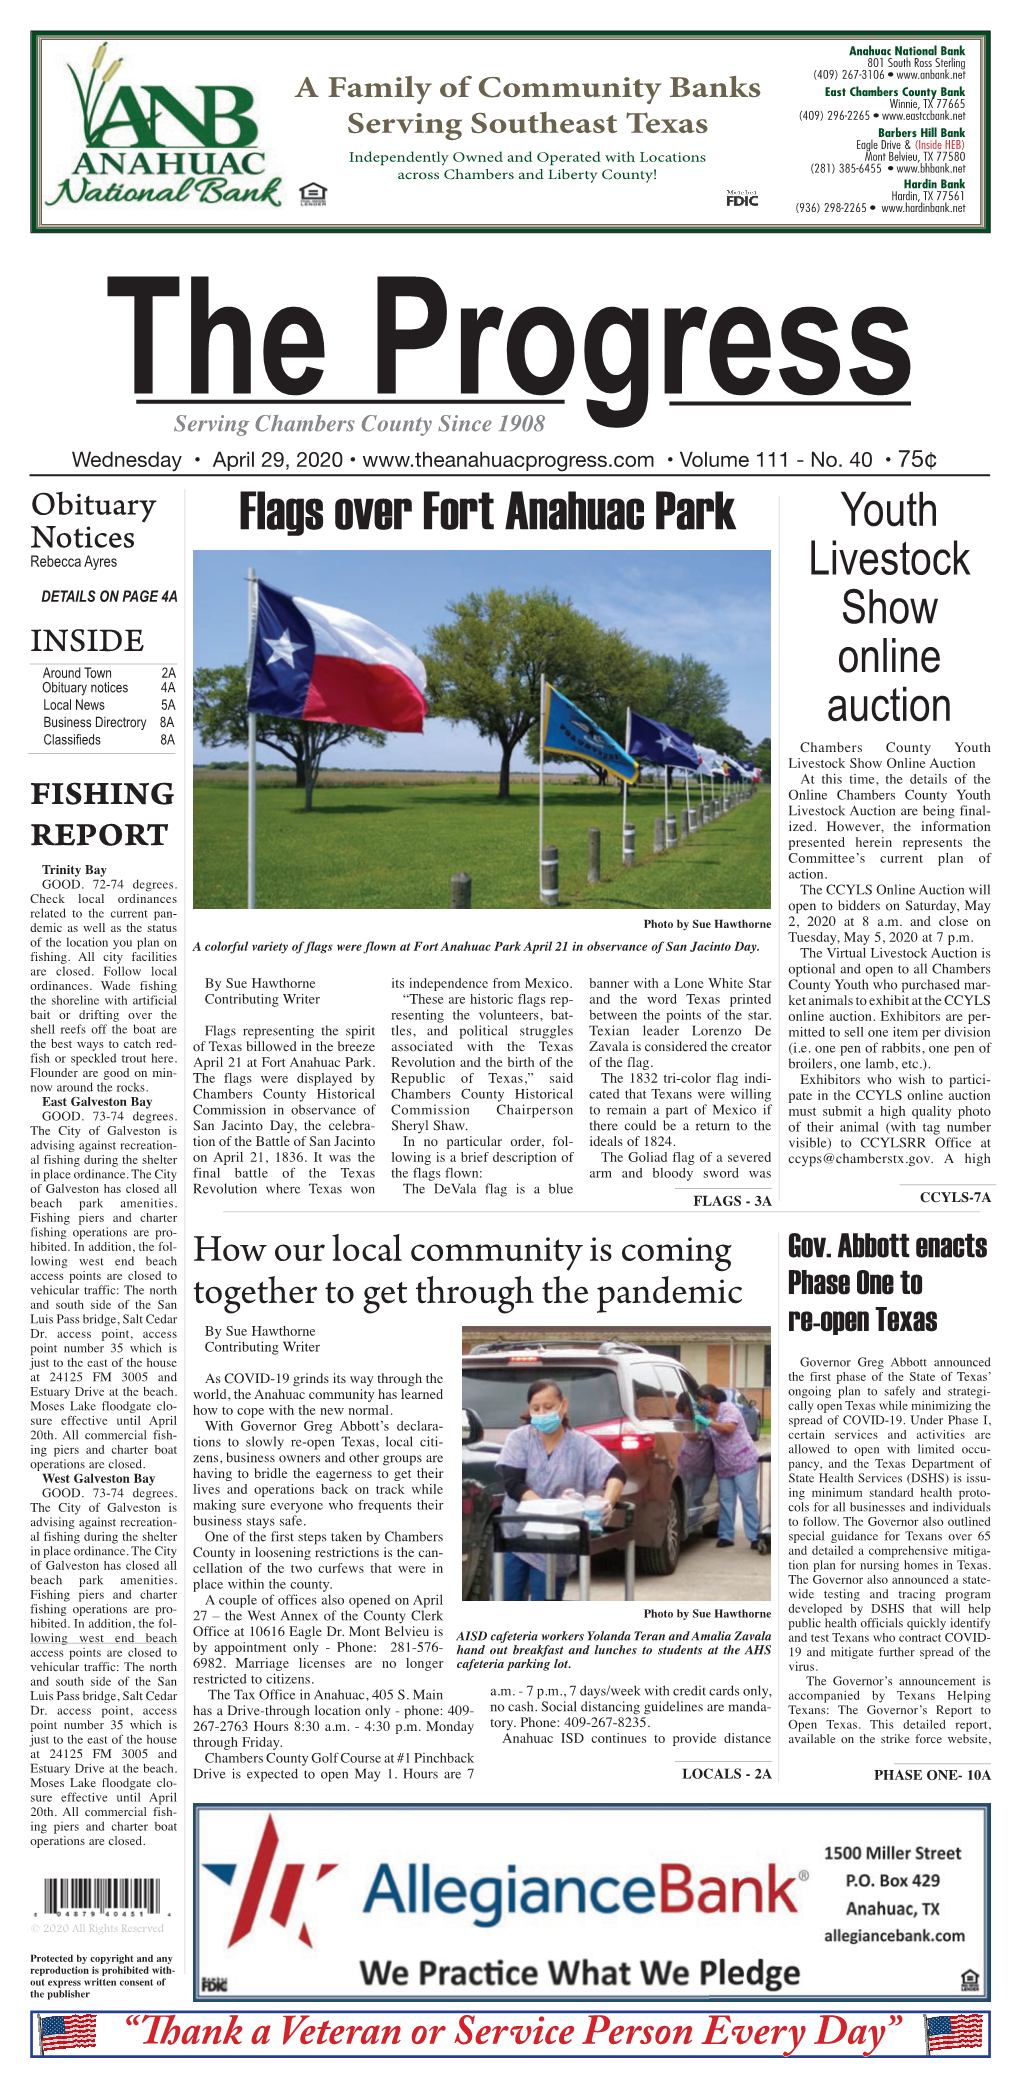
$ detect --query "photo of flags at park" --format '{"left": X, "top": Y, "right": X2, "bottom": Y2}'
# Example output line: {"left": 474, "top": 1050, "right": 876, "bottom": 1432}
{"left": 193, "top": 551, "right": 770, "bottom": 911}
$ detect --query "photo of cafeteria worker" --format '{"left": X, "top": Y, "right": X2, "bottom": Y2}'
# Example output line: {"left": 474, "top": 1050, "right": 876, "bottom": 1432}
{"left": 493, "top": 1379, "right": 625, "bottom": 1601}
{"left": 690, "top": 1384, "right": 761, "bottom": 1548}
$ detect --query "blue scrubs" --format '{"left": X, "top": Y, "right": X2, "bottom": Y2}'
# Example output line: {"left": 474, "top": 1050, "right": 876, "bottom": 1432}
{"left": 496, "top": 1425, "right": 622, "bottom": 1598}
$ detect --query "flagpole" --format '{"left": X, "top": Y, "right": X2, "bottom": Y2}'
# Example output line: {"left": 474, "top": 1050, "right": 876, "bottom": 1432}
{"left": 539, "top": 674, "right": 546, "bottom": 903}
{"left": 684, "top": 771, "right": 691, "bottom": 824}
{"left": 623, "top": 708, "right": 631, "bottom": 860}
{"left": 245, "top": 567, "right": 258, "bottom": 910}
{"left": 663, "top": 746, "right": 669, "bottom": 832}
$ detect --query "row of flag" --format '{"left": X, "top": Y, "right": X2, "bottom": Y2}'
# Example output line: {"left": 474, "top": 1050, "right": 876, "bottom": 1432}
{"left": 537, "top": 686, "right": 757, "bottom": 901}
{"left": 542, "top": 687, "right": 760, "bottom": 785}
{"left": 245, "top": 580, "right": 760, "bottom": 783}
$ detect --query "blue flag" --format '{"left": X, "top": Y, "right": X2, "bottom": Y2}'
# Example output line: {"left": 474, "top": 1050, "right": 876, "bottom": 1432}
{"left": 543, "top": 685, "right": 638, "bottom": 783}
{"left": 627, "top": 711, "right": 700, "bottom": 770}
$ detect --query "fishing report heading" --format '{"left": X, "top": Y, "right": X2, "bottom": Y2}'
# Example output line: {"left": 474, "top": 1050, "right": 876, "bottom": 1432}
{"left": 106, "top": 276, "right": 911, "bottom": 430}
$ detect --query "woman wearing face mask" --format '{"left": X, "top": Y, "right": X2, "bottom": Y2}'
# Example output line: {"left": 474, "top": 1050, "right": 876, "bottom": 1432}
{"left": 492, "top": 1379, "right": 626, "bottom": 1601}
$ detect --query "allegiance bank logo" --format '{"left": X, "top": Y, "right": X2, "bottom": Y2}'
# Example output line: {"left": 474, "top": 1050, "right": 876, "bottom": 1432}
{"left": 206, "top": 1815, "right": 800, "bottom": 1942}
{"left": 45, "top": 38, "right": 283, "bottom": 212}
{"left": 204, "top": 1814, "right": 338, "bottom": 1951}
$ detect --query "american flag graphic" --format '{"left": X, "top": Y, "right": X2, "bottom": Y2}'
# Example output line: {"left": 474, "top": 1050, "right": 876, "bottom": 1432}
{"left": 926, "top": 2014, "right": 985, "bottom": 2055}
{"left": 40, "top": 2013, "right": 97, "bottom": 2054}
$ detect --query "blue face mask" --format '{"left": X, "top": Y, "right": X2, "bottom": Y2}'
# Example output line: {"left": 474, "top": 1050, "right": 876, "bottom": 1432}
{"left": 530, "top": 1409, "right": 563, "bottom": 1434}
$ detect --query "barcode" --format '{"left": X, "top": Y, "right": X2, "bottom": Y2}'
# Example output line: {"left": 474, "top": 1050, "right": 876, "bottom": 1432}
{"left": 44, "top": 1877, "right": 160, "bottom": 1914}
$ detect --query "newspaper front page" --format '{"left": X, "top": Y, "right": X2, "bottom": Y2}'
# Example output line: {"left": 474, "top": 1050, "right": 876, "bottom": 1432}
{"left": 17, "top": 7, "right": 1005, "bottom": 2079}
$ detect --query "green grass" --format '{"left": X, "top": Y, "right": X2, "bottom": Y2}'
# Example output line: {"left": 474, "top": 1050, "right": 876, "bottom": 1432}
{"left": 193, "top": 773, "right": 770, "bottom": 912}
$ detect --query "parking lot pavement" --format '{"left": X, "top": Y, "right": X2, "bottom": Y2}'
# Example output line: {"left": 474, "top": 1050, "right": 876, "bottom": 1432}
{"left": 564, "top": 1534, "right": 770, "bottom": 1603}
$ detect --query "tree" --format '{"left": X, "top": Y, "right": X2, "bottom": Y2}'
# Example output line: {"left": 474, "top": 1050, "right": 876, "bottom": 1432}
{"left": 424, "top": 588, "right": 605, "bottom": 800}
{"left": 555, "top": 644, "right": 735, "bottom": 791}
{"left": 423, "top": 589, "right": 743, "bottom": 801}
{"left": 193, "top": 664, "right": 384, "bottom": 811}
{"left": 710, "top": 720, "right": 754, "bottom": 762}
{"left": 750, "top": 735, "right": 771, "bottom": 778}
{"left": 643, "top": 653, "right": 731, "bottom": 739}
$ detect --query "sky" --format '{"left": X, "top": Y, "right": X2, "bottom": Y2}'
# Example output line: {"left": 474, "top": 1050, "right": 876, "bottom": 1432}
{"left": 193, "top": 546, "right": 771, "bottom": 771}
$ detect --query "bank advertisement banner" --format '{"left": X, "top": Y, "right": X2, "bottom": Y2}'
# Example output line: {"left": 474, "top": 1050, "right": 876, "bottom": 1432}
{"left": 32, "top": 30, "right": 989, "bottom": 233}
{"left": 194, "top": 1804, "right": 988, "bottom": 2004}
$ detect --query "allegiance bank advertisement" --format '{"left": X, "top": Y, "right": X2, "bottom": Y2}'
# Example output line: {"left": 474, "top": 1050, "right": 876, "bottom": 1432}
{"left": 193, "top": 1805, "right": 988, "bottom": 2005}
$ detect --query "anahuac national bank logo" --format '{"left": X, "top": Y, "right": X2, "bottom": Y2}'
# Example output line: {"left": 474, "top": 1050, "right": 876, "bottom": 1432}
{"left": 47, "top": 39, "right": 283, "bottom": 211}
{"left": 204, "top": 1814, "right": 338, "bottom": 1952}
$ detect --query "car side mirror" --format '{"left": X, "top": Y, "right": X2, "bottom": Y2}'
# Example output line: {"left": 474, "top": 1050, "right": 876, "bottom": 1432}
{"left": 462, "top": 1407, "right": 484, "bottom": 1445}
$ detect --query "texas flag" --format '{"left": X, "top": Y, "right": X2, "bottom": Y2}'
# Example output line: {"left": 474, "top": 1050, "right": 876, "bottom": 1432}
{"left": 248, "top": 580, "right": 428, "bottom": 733}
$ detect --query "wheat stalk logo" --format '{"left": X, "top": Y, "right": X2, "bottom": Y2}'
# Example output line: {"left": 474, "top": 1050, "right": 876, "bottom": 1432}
{"left": 67, "top": 42, "right": 123, "bottom": 147}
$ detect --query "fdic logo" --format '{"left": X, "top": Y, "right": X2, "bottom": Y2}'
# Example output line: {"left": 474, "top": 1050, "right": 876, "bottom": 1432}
{"left": 49, "top": 41, "right": 281, "bottom": 210}
{"left": 726, "top": 188, "right": 759, "bottom": 208}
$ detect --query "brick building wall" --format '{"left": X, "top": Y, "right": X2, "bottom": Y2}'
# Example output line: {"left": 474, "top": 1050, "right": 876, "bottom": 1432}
{"left": 461, "top": 1323, "right": 772, "bottom": 1424}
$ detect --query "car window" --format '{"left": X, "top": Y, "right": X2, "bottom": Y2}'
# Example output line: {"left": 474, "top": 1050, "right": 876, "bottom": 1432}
{"left": 654, "top": 1365, "right": 683, "bottom": 1411}
{"left": 630, "top": 1364, "right": 671, "bottom": 1420}
{"left": 461, "top": 1365, "right": 623, "bottom": 1429}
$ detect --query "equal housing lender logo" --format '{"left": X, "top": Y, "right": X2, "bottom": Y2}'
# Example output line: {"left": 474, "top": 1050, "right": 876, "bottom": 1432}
{"left": 46, "top": 39, "right": 283, "bottom": 211}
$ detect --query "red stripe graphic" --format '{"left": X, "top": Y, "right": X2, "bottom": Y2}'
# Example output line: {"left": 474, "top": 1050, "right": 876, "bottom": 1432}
{"left": 271, "top": 1862, "right": 304, "bottom": 1929}
{"left": 229, "top": 1815, "right": 278, "bottom": 1945}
